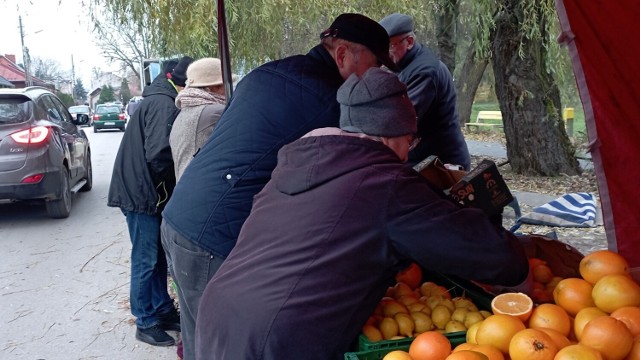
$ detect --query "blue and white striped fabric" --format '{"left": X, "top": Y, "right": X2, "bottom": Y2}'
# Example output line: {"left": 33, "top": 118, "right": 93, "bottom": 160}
{"left": 517, "top": 192, "right": 597, "bottom": 228}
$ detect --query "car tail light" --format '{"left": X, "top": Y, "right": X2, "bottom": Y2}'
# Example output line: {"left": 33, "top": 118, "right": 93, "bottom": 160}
{"left": 118, "top": 113, "right": 125, "bottom": 120}
{"left": 22, "top": 174, "right": 44, "bottom": 183}
{"left": 93, "top": 114, "right": 101, "bottom": 120}
{"left": 10, "top": 126, "right": 50, "bottom": 144}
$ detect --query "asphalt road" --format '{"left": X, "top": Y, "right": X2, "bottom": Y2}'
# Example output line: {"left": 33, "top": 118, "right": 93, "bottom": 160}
{"left": 0, "top": 128, "right": 176, "bottom": 359}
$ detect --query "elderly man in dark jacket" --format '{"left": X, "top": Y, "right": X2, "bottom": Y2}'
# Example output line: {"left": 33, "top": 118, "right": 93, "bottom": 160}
{"left": 108, "top": 56, "right": 193, "bottom": 347}
{"left": 380, "top": 13, "right": 471, "bottom": 170}
{"left": 194, "top": 68, "right": 530, "bottom": 360}
{"left": 161, "top": 13, "right": 394, "bottom": 360}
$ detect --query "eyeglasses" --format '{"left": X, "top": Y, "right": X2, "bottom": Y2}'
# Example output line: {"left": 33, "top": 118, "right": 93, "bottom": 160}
{"left": 390, "top": 35, "right": 410, "bottom": 49}
{"left": 408, "top": 135, "right": 421, "bottom": 151}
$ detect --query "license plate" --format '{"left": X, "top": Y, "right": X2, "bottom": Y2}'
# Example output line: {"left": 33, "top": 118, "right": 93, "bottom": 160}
{"left": 104, "top": 122, "right": 115, "bottom": 125}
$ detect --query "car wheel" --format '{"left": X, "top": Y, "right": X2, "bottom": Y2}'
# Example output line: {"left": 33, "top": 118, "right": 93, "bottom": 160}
{"left": 120, "top": 127, "right": 125, "bottom": 132}
{"left": 94, "top": 127, "right": 98, "bottom": 133}
{"left": 80, "top": 152, "right": 93, "bottom": 192}
{"left": 46, "top": 170, "right": 72, "bottom": 219}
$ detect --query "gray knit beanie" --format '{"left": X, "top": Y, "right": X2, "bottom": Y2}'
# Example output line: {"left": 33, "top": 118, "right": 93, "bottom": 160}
{"left": 337, "top": 67, "right": 417, "bottom": 137}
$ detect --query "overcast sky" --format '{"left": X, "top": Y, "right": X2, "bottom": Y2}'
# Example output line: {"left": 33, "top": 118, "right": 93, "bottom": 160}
{"left": 0, "top": 0, "right": 112, "bottom": 89}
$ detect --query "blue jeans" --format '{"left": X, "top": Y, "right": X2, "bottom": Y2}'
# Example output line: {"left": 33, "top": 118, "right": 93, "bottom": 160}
{"left": 161, "top": 220, "right": 225, "bottom": 360}
{"left": 125, "top": 211, "right": 175, "bottom": 329}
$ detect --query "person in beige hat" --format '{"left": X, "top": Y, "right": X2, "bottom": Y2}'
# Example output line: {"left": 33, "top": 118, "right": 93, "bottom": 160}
{"left": 163, "top": 57, "right": 233, "bottom": 359}
{"left": 170, "top": 57, "right": 233, "bottom": 181}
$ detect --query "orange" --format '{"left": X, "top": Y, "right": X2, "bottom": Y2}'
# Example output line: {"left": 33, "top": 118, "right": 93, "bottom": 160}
{"left": 490, "top": 292, "right": 534, "bottom": 322}
{"left": 527, "top": 303, "right": 571, "bottom": 337}
{"left": 445, "top": 350, "right": 488, "bottom": 360}
{"left": 475, "top": 314, "right": 526, "bottom": 354}
{"left": 383, "top": 350, "right": 414, "bottom": 360}
{"left": 536, "top": 327, "right": 571, "bottom": 350}
{"left": 528, "top": 257, "right": 547, "bottom": 269}
{"left": 579, "top": 315, "right": 633, "bottom": 360}
{"left": 610, "top": 306, "right": 640, "bottom": 338}
{"left": 579, "top": 250, "right": 629, "bottom": 285}
{"left": 409, "top": 331, "right": 452, "bottom": 360}
{"left": 573, "top": 306, "right": 607, "bottom": 341}
{"left": 453, "top": 343, "right": 504, "bottom": 360}
{"left": 626, "top": 338, "right": 640, "bottom": 360}
{"left": 531, "top": 288, "right": 553, "bottom": 304}
{"left": 554, "top": 344, "right": 603, "bottom": 360}
{"left": 592, "top": 274, "right": 640, "bottom": 313}
{"left": 532, "top": 264, "right": 554, "bottom": 284}
{"left": 508, "top": 328, "right": 558, "bottom": 360}
{"left": 396, "top": 263, "right": 423, "bottom": 290}
{"left": 552, "top": 277, "right": 595, "bottom": 316}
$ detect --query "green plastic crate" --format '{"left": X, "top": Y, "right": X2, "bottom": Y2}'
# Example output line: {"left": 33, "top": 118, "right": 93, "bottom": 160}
{"left": 357, "top": 270, "right": 494, "bottom": 352}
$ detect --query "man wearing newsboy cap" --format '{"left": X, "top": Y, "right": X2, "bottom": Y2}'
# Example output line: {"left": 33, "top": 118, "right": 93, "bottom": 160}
{"left": 161, "top": 13, "right": 394, "bottom": 356}
{"left": 379, "top": 13, "right": 471, "bottom": 170}
{"left": 194, "top": 68, "right": 529, "bottom": 359}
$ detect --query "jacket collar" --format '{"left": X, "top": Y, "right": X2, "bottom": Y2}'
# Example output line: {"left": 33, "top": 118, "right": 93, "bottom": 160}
{"left": 308, "top": 44, "right": 341, "bottom": 78}
{"left": 398, "top": 42, "right": 422, "bottom": 70}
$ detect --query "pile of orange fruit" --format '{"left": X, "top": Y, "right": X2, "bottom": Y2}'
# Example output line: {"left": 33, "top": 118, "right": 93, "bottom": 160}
{"left": 380, "top": 249, "right": 640, "bottom": 360}
{"left": 362, "top": 263, "right": 489, "bottom": 343}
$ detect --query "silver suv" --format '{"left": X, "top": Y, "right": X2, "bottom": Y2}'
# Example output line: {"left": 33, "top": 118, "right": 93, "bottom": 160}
{"left": 0, "top": 87, "right": 92, "bottom": 218}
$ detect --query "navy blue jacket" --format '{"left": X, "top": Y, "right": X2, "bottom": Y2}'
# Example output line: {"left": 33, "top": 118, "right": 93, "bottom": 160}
{"left": 162, "top": 45, "right": 344, "bottom": 257}
{"left": 399, "top": 43, "right": 471, "bottom": 170}
{"left": 195, "top": 132, "right": 528, "bottom": 359}
{"left": 108, "top": 75, "right": 179, "bottom": 215}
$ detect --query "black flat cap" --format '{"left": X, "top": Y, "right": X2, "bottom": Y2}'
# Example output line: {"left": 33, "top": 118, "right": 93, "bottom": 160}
{"left": 379, "top": 13, "right": 414, "bottom": 37}
{"left": 320, "top": 13, "right": 396, "bottom": 71}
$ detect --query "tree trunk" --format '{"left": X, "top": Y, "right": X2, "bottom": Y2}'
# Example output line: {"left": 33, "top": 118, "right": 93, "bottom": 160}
{"left": 436, "top": 0, "right": 459, "bottom": 75}
{"left": 455, "top": 45, "right": 489, "bottom": 126}
{"left": 490, "top": 2, "right": 580, "bottom": 176}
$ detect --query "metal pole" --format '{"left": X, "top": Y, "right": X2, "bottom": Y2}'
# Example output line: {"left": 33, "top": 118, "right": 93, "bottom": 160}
{"left": 71, "top": 54, "right": 76, "bottom": 102}
{"left": 19, "top": 16, "right": 32, "bottom": 87}
{"left": 217, "top": 0, "right": 233, "bottom": 100}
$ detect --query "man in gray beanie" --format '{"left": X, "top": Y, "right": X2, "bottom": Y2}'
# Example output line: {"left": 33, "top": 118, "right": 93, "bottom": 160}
{"left": 379, "top": 13, "right": 471, "bottom": 170}
{"left": 194, "top": 67, "right": 530, "bottom": 359}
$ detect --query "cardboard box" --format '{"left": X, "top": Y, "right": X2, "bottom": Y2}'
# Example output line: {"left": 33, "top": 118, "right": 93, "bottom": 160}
{"left": 413, "top": 155, "right": 466, "bottom": 191}
{"left": 448, "top": 159, "right": 514, "bottom": 216}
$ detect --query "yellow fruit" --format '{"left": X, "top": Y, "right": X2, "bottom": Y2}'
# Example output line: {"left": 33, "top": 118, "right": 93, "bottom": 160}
{"left": 573, "top": 307, "right": 607, "bottom": 341}
{"left": 490, "top": 292, "right": 534, "bottom": 322}
{"left": 362, "top": 324, "right": 383, "bottom": 342}
{"left": 382, "top": 298, "right": 410, "bottom": 317}
{"left": 395, "top": 312, "right": 415, "bottom": 337}
{"left": 445, "top": 350, "right": 488, "bottom": 360}
{"left": 479, "top": 310, "right": 492, "bottom": 319}
{"left": 427, "top": 295, "right": 447, "bottom": 310}
{"left": 466, "top": 321, "right": 482, "bottom": 344}
{"left": 554, "top": 344, "right": 603, "bottom": 360}
{"left": 408, "top": 302, "right": 428, "bottom": 313}
{"left": 475, "top": 314, "right": 526, "bottom": 354}
{"left": 394, "top": 282, "right": 416, "bottom": 299}
{"left": 508, "top": 328, "right": 558, "bottom": 360}
{"left": 579, "top": 315, "right": 633, "bottom": 360}
{"left": 579, "top": 250, "right": 629, "bottom": 285}
{"left": 552, "top": 277, "right": 595, "bottom": 316}
{"left": 432, "top": 305, "right": 453, "bottom": 330}
{"left": 445, "top": 320, "right": 467, "bottom": 333}
{"left": 464, "top": 311, "right": 486, "bottom": 329}
{"left": 383, "top": 350, "right": 414, "bottom": 360}
{"left": 528, "top": 303, "right": 571, "bottom": 337}
{"left": 411, "top": 311, "right": 434, "bottom": 334}
{"left": 452, "top": 308, "right": 470, "bottom": 323}
{"left": 592, "top": 274, "right": 640, "bottom": 313}
{"left": 454, "top": 343, "right": 505, "bottom": 360}
{"left": 380, "top": 317, "right": 399, "bottom": 340}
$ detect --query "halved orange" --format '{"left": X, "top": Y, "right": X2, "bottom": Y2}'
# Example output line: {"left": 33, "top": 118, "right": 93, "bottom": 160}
{"left": 490, "top": 292, "right": 534, "bottom": 322}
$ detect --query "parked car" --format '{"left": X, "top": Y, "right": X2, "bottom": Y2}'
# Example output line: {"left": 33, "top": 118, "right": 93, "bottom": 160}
{"left": 68, "top": 104, "right": 93, "bottom": 127}
{"left": 93, "top": 104, "right": 126, "bottom": 132}
{"left": 0, "top": 86, "right": 92, "bottom": 218}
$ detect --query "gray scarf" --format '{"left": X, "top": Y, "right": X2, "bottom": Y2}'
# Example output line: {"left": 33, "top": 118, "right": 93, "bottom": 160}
{"left": 175, "top": 87, "right": 226, "bottom": 109}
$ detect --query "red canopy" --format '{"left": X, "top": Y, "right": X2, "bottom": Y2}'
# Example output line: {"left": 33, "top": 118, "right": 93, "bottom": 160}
{"left": 556, "top": 0, "right": 640, "bottom": 268}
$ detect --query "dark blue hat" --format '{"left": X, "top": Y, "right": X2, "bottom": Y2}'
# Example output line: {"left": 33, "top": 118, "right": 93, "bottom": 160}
{"left": 379, "top": 13, "right": 414, "bottom": 37}
{"left": 170, "top": 56, "right": 194, "bottom": 87}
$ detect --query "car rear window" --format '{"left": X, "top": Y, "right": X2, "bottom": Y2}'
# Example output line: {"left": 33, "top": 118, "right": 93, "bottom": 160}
{"left": 69, "top": 105, "right": 90, "bottom": 113}
{"left": 96, "top": 106, "right": 120, "bottom": 114}
{"left": 0, "top": 97, "right": 33, "bottom": 125}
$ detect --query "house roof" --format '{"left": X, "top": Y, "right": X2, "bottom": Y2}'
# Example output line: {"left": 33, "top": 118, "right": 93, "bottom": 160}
{"left": 0, "top": 55, "right": 49, "bottom": 86}
{"left": 0, "top": 76, "right": 14, "bottom": 88}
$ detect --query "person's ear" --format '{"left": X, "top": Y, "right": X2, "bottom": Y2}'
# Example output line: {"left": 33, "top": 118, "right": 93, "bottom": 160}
{"left": 334, "top": 44, "right": 348, "bottom": 69}
{"left": 406, "top": 36, "right": 415, "bottom": 50}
